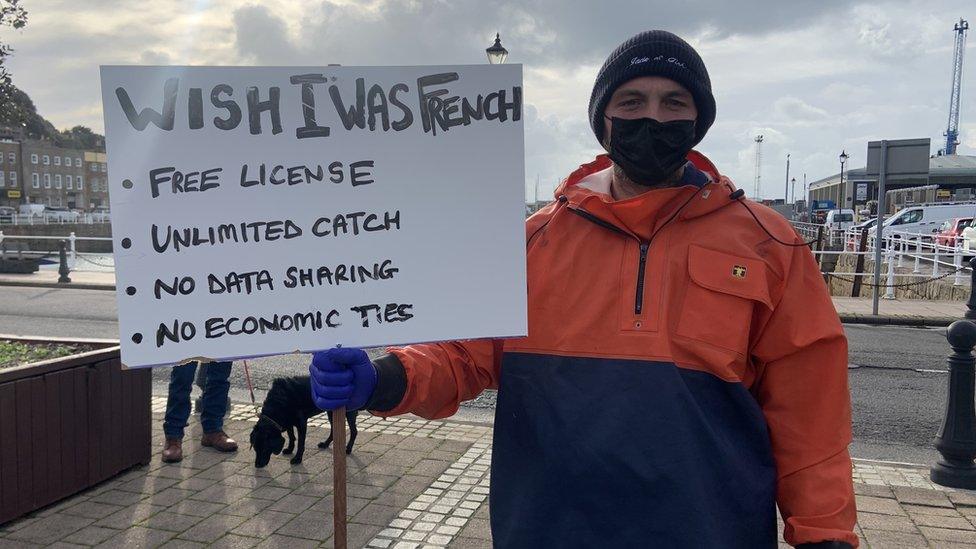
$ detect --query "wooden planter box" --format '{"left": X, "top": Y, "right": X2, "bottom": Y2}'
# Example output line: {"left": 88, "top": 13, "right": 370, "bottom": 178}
{"left": 0, "top": 340, "right": 151, "bottom": 525}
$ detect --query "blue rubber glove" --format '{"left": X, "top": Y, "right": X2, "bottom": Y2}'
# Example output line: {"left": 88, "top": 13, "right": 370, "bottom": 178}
{"left": 309, "top": 347, "right": 378, "bottom": 411}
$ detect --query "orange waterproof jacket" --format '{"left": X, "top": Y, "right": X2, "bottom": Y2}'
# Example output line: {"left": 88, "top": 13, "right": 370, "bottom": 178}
{"left": 374, "top": 151, "right": 857, "bottom": 548}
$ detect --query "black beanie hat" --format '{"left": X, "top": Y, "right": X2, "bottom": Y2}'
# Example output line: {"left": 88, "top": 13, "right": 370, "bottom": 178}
{"left": 589, "top": 30, "right": 716, "bottom": 147}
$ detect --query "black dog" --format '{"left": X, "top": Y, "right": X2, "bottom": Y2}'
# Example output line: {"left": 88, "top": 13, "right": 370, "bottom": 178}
{"left": 249, "top": 375, "right": 358, "bottom": 467}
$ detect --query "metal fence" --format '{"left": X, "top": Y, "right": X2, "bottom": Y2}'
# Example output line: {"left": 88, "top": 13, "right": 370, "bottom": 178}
{"left": 0, "top": 231, "right": 115, "bottom": 271}
{"left": 0, "top": 212, "right": 111, "bottom": 225}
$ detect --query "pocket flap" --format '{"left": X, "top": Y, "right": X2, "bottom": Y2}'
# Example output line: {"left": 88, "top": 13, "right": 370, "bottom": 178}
{"left": 687, "top": 245, "right": 773, "bottom": 309}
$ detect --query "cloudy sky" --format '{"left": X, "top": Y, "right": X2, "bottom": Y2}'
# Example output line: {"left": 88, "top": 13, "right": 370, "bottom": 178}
{"left": 4, "top": 0, "right": 975, "bottom": 201}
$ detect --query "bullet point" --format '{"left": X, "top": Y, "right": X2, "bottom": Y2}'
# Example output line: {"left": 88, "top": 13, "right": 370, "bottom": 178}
{"left": 132, "top": 333, "right": 143, "bottom": 344}
{"left": 121, "top": 237, "right": 131, "bottom": 249}
{"left": 126, "top": 286, "right": 136, "bottom": 296}
{"left": 122, "top": 179, "right": 133, "bottom": 189}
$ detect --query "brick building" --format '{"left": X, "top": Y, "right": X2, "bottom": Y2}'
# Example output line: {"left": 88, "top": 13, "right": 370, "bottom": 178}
{"left": 0, "top": 129, "right": 108, "bottom": 211}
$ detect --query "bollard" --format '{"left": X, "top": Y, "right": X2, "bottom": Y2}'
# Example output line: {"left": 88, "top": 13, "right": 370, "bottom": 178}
{"left": 914, "top": 238, "right": 921, "bottom": 273}
{"left": 68, "top": 231, "right": 77, "bottom": 270}
{"left": 58, "top": 240, "right": 71, "bottom": 284}
{"left": 884, "top": 247, "right": 896, "bottom": 299}
{"left": 930, "top": 320, "right": 976, "bottom": 489}
{"left": 956, "top": 247, "right": 965, "bottom": 286}
{"left": 934, "top": 243, "right": 941, "bottom": 276}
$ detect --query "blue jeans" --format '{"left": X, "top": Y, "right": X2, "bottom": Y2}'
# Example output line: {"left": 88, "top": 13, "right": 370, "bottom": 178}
{"left": 163, "top": 361, "right": 232, "bottom": 439}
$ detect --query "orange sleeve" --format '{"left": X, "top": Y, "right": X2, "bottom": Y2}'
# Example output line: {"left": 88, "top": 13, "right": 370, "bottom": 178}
{"left": 751, "top": 242, "right": 858, "bottom": 548}
{"left": 373, "top": 339, "right": 502, "bottom": 420}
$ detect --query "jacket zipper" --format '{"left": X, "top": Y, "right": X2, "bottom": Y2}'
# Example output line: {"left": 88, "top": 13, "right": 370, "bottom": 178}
{"left": 569, "top": 207, "right": 651, "bottom": 315}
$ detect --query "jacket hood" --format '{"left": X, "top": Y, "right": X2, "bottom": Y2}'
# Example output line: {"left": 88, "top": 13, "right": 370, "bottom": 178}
{"left": 554, "top": 150, "right": 741, "bottom": 241}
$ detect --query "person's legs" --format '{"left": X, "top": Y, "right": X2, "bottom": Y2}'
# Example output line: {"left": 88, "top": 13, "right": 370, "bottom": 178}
{"left": 193, "top": 362, "right": 209, "bottom": 414}
{"left": 163, "top": 362, "right": 198, "bottom": 439}
{"left": 199, "top": 361, "right": 238, "bottom": 452}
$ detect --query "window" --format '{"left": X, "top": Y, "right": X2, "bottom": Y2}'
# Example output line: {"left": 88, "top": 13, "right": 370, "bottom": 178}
{"left": 0, "top": 172, "right": 5, "bottom": 187}
{"left": 8, "top": 152, "right": 14, "bottom": 163}
{"left": 90, "top": 163, "right": 97, "bottom": 172}
{"left": 42, "top": 155, "right": 49, "bottom": 165}
{"left": 0, "top": 152, "right": 4, "bottom": 163}
{"left": 9, "top": 172, "right": 16, "bottom": 187}
{"left": 32, "top": 173, "right": 39, "bottom": 189}
{"left": 67, "top": 175, "right": 73, "bottom": 190}
{"left": 75, "top": 158, "right": 81, "bottom": 167}
{"left": 64, "top": 156, "right": 71, "bottom": 165}
{"left": 54, "top": 156, "right": 60, "bottom": 166}
{"left": 77, "top": 175, "right": 84, "bottom": 190}
{"left": 31, "top": 154, "right": 38, "bottom": 164}
{"left": 43, "top": 173, "right": 50, "bottom": 188}
{"left": 55, "top": 174, "right": 62, "bottom": 189}
{"left": 100, "top": 163, "right": 106, "bottom": 172}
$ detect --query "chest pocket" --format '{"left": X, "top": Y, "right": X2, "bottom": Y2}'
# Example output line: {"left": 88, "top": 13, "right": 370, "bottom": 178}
{"left": 675, "top": 245, "right": 773, "bottom": 356}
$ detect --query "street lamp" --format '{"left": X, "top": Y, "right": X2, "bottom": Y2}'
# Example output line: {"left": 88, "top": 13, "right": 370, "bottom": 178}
{"left": 839, "top": 150, "right": 849, "bottom": 206}
{"left": 486, "top": 33, "right": 508, "bottom": 64}
{"left": 791, "top": 177, "right": 796, "bottom": 204}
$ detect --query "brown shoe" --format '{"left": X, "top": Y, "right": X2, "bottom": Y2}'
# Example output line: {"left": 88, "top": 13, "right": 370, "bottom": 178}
{"left": 201, "top": 431, "right": 238, "bottom": 453}
{"left": 161, "top": 438, "right": 183, "bottom": 463}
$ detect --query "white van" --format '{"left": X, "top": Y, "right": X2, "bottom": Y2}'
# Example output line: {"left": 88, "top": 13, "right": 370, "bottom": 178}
{"left": 824, "top": 209, "right": 855, "bottom": 232}
{"left": 883, "top": 202, "right": 976, "bottom": 237}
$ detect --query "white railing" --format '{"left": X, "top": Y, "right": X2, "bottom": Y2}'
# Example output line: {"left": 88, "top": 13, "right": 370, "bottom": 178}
{"left": 0, "top": 231, "right": 114, "bottom": 271}
{"left": 0, "top": 212, "right": 111, "bottom": 225}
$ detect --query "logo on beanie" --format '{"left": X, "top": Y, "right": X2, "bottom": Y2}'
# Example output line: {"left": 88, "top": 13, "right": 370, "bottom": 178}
{"left": 631, "top": 56, "right": 650, "bottom": 65}
{"left": 630, "top": 55, "right": 687, "bottom": 69}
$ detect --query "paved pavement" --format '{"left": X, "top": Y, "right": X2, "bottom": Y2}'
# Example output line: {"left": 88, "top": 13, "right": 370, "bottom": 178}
{"left": 1, "top": 396, "right": 975, "bottom": 548}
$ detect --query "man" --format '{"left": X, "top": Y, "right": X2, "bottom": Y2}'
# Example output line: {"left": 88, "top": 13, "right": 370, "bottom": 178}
{"left": 161, "top": 360, "right": 238, "bottom": 462}
{"left": 311, "top": 31, "right": 857, "bottom": 548}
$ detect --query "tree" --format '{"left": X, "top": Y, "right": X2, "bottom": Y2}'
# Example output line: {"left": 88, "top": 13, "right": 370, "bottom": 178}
{"left": 0, "top": 1, "right": 29, "bottom": 130}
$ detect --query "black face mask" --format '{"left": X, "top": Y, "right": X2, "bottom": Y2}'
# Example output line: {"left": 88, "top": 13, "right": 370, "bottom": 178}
{"left": 605, "top": 117, "right": 697, "bottom": 186}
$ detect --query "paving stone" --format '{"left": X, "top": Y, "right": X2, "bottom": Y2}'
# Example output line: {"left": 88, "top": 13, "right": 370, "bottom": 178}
{"left": 853, "top": 483, "right": 894, "bottom": 498}
{"left": 189, "top": 485, "right": 251, "bottom": 504}
{"left": 855, "top": 511, "right": 921, "bottom": 533}
{"left": 395, "top": 437, "right": 442, "bottom": 452}
{"left": 389, "top": 475, "right": 437, "bottom": 496}
{"left": 950, "top": 491, "right": 976, "bottom": 508}
{"left": 63, "top": 525, "right": 121, "bottom": 546}
{"left": 291, "top": 482, "right": 332, "bottom": 498}
{"left": 219, "top": 497, "right": 274, "bottom": 517}
{"left": 230, "top": 510, "right": 296, "bottom": 538}
{"left": 0, "top": 538, "right": 58, "bottom": 548}
{"left": 447, "top": 537, "right": 490, "bottom": 549}
{"left": 251, "top": 534, "right": 318, "bottom": 548}
{"left": 350, "top": 473, "right": 401, "bottom": 490}
{"left": 892, "top": 486, "right": 955, "bottom": 508}
{"left": 94, "top": 526, "right": 174, "bottom": 549}
{"left": 218, "top": 475, "right": 271, "bottom": 490}
{"left": 178, "top": 514, "right": 248, "bottom": 543}
{"left": 373, "top": 489, "right": 423, "bottom": 509}
{"left": 61, "top": 501, "right": 124, "bottom": 520}
{"left": 912, "top": 512, "right": 976, "bottom": 530}
{"left": 248, "top": 485, "right": 292, "bottom": 501}
{"left": 95, "top": 503, "right": 167, "bottom": 529}
{"left": 47, "top": 542, "right": 89, "bottom": 549}
{"left": 274, "top": 510, "right": 334, "bottom": 541}
{"left": 5, "top": 514, "right": 94, "bottom": 545}
{"left": 173, "top": 477, "right": 219, "bottom": 492}
{"left": 89, "top": 489, "right": 146, "bottom": 506}
{"left": 458, "top": 518, "right": 491, "bottom": 541}
{"left": 352, "top": 503, "right": 402, "bottom": 527}
{"left": 410, "top": 460, "right": 452, "bottom": 478}
{"left": 347, "top": 522, "right": 385, "bottom": 549}
{"left": 264, "top": 494, "right": 318, "bottom": 515}
{"left": 143, "top": 513, "right": 205, "bottom": 533}
{"left": 146, "top": 488, "right": 196, "bottom": 507}
{"left": 930, "top": 542, "right": 976, "bottom": 549}
{"left": 207, "top": 534, "right": 261, "bottom": 548}
{"left": 919, "top": 526, "right": 976, "bottom": 543}
{"left": 855, "top": 495, "right": 907, "bottom": 516}
{"left": 905, "top": 504, "right": 965, "bottom": 517}
{"left": 861, "top": 528, "right": 929, "bottom": 548}
{"left": 165, "top": 500, "right": 226, "bottom": 518}
{"left": 348, "top": 482, "right": 387, "bottom": 499}
{"left": 194, "top": 462, "right": 247, "bottom": 481}
{"left": 118, "top": 475, "right": 181, "bottom": 495}
{"left": 158, "top": 539, "right": 207, "bottom": 549}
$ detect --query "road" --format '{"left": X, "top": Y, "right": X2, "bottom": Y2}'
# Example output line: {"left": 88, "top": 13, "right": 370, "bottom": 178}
{"left": 0, "top": 285, "right": 955, "bottom": 463}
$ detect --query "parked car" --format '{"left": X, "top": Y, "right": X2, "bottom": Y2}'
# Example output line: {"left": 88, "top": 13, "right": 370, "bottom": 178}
{"left": 884, "top": 202, "right": 976, "bottom": 239}
{"left": 18, "top": 204, "right": 45, "bottom": 218}
{"left": 935, "top": 217, "right": 973, "bottom": 247}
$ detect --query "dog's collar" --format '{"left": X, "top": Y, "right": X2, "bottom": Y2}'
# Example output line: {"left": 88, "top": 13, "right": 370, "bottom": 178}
{"left": 259, "top": 413, "right": 285, "bottom": 432}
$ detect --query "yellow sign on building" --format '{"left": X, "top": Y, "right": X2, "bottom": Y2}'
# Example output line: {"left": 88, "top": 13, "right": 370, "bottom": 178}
{"left": 6, "top": 190, "right": 21, "bottom": 198}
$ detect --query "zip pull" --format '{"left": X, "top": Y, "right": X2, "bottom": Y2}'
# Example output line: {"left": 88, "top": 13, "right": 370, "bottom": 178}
{"left": 635, "top": 242, "right": 650, "bottom": 315}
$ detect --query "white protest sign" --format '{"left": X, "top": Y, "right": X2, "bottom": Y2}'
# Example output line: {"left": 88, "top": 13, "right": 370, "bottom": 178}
{"left": 100, "top": 65, "right": 527, "bottom": 368}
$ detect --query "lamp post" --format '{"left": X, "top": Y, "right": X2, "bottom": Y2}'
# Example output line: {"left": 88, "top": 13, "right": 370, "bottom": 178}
{"left": 839, "top": 150, "right": 849, "bottom": 207}
{"left": 486, "top": 33, "right": 508, "bottom": 65}
{"left": 791, "top": 177, "right": 797, "bottom": 216}
{"left": 784, "top": 153, "right": 791, "bottom": 205}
